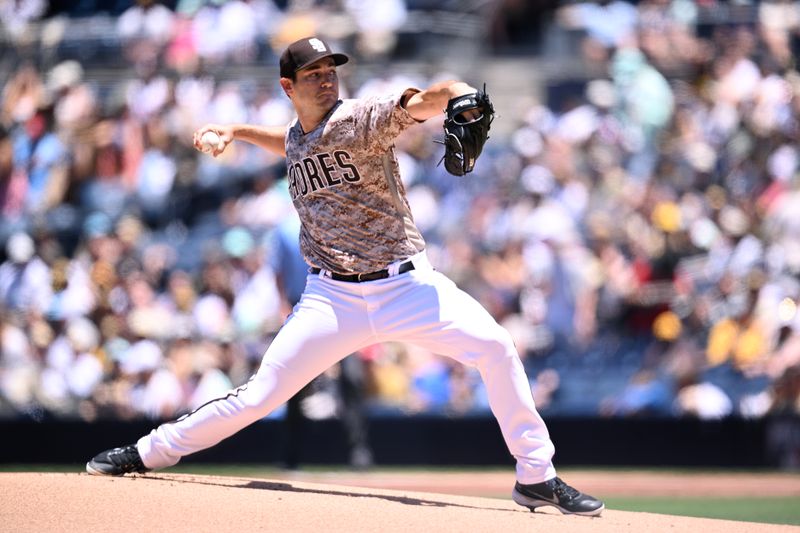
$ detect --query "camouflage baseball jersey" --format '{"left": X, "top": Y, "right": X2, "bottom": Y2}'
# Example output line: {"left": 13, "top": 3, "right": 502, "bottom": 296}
{"left": 285, "top": 91, "right": 426, "bottom": 274}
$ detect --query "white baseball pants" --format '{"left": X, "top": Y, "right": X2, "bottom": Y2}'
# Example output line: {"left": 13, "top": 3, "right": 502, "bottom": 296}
{"left": 137, "top": 251, "right": 557, "bottom": 484}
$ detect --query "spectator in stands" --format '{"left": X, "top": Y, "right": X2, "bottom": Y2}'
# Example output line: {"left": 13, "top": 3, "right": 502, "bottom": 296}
{"left": 118, "top": 0, "right": 176, "bottom": 49}
{"left": 136, "top": 117, "right": 177, "bottom": 227}
{"left": 1, "top": 66, "right": 46, "bottom": 130}
{"left": 0, "top": 232, "right": 52, "bottom": 316}
{"left": 0, "top": 126, "right": 21, "bottom": 224}
{"left": 557, "top": 0, "right": 638, "bottom": 63}
{"left": 673, "top": 370, "right": 733, "bottom": 419}
{"left": 11, "top": 103, "right": 70, "bottom": 215}
{"left": 344, "top": 0, "right": 407, "bottom": 60}
{"left": 0, "top": 0, "right": 46, "bottom": 45}
{"left": 605, "top": 369, "right": 674, "bottom": 417}
{"left": 47, "top": 60, "right": 97, "bottom": 134}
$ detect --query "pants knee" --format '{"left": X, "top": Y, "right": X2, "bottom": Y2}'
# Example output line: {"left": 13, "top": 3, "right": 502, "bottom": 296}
{"left": 472, "top": 329, "right": 520, "bottom": 369}
{"left": 233, "top": 371, "right": 283, "bottom": 421}
{"left": 236, "top": 365, "right": 315, "bottom": 421}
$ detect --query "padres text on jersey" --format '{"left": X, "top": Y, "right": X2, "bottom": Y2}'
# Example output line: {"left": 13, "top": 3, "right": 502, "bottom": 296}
{"left": 285, "top": 92, "right": 426, "bottom": 274}
{"left": 288, "top": 150, "right": 362, "bottom": 198}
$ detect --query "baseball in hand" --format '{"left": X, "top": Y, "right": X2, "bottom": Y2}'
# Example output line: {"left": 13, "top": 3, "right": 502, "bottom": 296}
{"left": 200, "top": 131, "right": 221, "bottom": 153}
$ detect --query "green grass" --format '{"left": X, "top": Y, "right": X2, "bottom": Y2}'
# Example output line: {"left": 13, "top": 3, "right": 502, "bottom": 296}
{"left": 604, "top": 497, "right": 800, "bottom": 526}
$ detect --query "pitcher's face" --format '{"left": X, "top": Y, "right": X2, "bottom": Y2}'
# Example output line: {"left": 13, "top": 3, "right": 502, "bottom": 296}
{"left": 285, "top": 57, "right": 339, "bottom": 113}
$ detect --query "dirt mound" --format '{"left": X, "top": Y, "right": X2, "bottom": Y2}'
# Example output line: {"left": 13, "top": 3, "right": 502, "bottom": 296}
{"left": 1, "top": 473, "right": 795, "bottom": 532}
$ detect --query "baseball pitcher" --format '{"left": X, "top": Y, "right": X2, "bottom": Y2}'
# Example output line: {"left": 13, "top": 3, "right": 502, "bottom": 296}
{"left": 86, "top": 36, "right": 603, "bottom": 517}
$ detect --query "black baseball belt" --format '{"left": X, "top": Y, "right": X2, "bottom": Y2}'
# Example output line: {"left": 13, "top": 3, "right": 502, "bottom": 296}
{"left": 310, "top": 260, "right": 415, "bottom": 283}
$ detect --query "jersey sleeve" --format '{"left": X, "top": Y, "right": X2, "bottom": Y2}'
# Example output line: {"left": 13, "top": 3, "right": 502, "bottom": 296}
{"left": 350, "top": 89, "right": 422, "bottom": 151}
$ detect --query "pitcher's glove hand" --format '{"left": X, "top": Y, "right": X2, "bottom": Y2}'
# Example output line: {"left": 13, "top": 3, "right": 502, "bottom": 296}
{"left": 439, "top": 88, "right": 495, "bottom": 176}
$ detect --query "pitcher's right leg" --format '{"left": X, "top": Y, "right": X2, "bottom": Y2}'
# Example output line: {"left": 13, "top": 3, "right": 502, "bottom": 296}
{"left": 135, "top": 278, "right": 372, "bottom": 470}
{"left": 137, "top": 360, "right": 292, "bottom": 470}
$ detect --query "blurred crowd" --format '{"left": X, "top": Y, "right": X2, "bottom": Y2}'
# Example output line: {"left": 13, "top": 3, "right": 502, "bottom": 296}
{"left": 1, "top": 0, "right": 800, "bottom": 428}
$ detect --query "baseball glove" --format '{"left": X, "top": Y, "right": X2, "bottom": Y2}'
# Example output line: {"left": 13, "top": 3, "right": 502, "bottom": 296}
{"left": 439, "top": 87, "right": 495, "bottom": 176}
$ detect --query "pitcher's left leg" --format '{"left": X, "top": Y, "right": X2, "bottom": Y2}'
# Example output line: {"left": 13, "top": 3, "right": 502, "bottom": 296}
{"left": 375, "top": 270, "right": 555, "bottom": 484}
{"left": 374, "top": 270, "right": 604, "bottom": 515}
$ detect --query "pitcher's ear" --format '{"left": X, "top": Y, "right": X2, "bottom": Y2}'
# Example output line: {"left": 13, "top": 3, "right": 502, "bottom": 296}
{"left": 279, "top": 77, "right": 293, "bottom": 98}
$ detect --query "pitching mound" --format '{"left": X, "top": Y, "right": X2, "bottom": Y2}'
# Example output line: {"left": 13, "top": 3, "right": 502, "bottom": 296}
{"left": 2, "top": 473, "right": 795, "bottom": 532}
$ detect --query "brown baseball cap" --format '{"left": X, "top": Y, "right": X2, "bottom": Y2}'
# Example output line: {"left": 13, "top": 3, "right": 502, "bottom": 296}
{"left": 279, "top": 37, "right": 349, "bottom": 78}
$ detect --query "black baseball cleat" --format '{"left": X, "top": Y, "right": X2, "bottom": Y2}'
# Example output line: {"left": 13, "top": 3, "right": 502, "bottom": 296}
{"left": 86, "top": 444, "right": 150, "bottom": 476}
{"left": 512, "top": 477, "right": 604, "bottom": 517}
